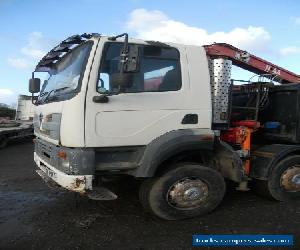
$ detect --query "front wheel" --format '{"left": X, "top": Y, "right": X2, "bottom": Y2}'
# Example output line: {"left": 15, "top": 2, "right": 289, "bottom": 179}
{"left": 139, "top": 163, "right": 226, "bottom": 220}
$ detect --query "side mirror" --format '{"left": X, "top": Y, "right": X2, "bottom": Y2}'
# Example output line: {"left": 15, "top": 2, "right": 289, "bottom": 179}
{"left": 29, "top": 78, "right": 41, "bottom": 93}
{"left": 110, "top": 73, "right": 134, "bottom": 89}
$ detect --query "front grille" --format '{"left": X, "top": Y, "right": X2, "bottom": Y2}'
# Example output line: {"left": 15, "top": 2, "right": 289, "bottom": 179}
{"left": 35, "top": 138, "right": 70, "bottom": 174}
{"left": 39, "top": 140, "right": 52, "bottom": 154}
{"left": 36, "top": 139, "right": 56, "bottom": 167}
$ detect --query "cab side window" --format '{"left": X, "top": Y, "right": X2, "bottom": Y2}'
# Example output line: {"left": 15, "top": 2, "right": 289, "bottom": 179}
{"left": 97, "top": 43, "right": 181, "bottom": 93}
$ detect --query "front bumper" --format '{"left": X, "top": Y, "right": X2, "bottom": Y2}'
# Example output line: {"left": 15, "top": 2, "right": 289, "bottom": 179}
{"left": 34, "top": 152, "right": 93, "bottom": 193}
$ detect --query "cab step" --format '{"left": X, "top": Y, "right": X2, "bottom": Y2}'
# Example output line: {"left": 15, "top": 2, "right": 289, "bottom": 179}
{"left": 86, "top": 187, "right": 118, "bottom": 200}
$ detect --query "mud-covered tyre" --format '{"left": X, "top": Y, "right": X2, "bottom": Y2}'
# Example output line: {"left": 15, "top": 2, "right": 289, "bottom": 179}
{"left": 139, "top": 163, "right": 226, "bottom": 220}
{"left": 253, "top": 156, "right": 300, "bottom": 201}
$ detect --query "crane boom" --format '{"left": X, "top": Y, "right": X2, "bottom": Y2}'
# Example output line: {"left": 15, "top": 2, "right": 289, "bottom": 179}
{"left": 204, "top": 43, "right": 300, "bottom": 84}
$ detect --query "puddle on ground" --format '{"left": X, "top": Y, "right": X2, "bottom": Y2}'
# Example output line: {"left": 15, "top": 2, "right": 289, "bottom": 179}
{"left": 0, "top": 190, "right": 57, "bottom": 203}
{"left": 0, "top": 190, "right": 59, "bottom": 221}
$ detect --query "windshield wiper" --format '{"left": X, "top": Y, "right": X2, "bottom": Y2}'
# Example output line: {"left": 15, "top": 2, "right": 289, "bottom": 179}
{"left": 36, "top": 91, "right": 48, "bottom": 104}
{"left": 39, "top": 91, "right": 49, "bottom": 97}
{"left": 40, "top": 86, "right": 71, "bottom": 104}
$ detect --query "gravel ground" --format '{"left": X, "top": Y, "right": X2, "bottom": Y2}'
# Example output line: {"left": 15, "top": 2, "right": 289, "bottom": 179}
{"left": 0, "top": 141, "right": 299, "bottom": 250}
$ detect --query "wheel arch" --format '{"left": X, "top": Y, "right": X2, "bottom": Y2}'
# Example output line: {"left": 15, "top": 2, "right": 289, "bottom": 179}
{"left": 250, "top": 144, "right": 300, "bottom": 180}
{"left": 153, "top": 149, "right": 211, "bottom": 176}
{"left": 132, "top": 129, "right": 215, "bottom": 177}
{"left": 131, "top": 130, "right": 245, "bottom": 183}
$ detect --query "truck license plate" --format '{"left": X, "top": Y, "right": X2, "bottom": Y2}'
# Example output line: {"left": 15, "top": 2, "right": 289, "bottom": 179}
{"left": 46, "top": 168, "right": 57, "bottom": 179}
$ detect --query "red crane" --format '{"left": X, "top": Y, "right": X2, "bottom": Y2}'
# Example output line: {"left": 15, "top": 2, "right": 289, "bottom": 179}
{"left": 204, "top": 43, "right": 300, "bottom": 84}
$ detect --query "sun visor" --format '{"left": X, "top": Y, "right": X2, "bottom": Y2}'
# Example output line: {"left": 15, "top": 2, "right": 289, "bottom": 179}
{"left": 34, "top": 33, "right": 100, "bottom": 72}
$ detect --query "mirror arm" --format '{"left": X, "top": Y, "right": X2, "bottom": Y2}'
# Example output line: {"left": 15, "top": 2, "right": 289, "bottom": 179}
{"left": 108, "top": 33, "right": 129, "bottom": 74}
{"left": 31, "top": 72, "right": 36, "bottom": 105}
{"left": 120, "top": 34, "right": 129, "bottom": 74}
{"left": 31, "top": 93, "right": 37, "bottom": 105}
{"left": 30, "top": 71, "right": 39, "bottom": 105}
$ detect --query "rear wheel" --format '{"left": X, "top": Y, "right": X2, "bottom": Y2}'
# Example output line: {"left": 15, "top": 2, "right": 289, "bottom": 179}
{"left": 139, "top": 163, "right": 226, "bottom": 220}
{"left": 253, "top": 155, "right": 300, "bottom": 201}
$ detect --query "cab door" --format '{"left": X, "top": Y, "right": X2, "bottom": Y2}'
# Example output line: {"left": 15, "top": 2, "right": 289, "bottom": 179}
{"left": 84, "top": 39, "right": 207, "bottom": 147}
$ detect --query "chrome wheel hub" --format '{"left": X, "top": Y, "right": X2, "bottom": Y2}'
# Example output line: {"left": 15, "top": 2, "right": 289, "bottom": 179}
{"left": 292, "top": 174, "right": 300, "bottom": 185}
{"left": 280, "top": 166, "right": 300, "bottom": 192}
{"left": 167, "top": 178, "right": 209, "bottom": 209}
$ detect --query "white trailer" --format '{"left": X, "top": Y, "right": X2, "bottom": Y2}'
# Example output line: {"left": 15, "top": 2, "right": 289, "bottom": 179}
{"left": 0, "top": 120, "right": 33, "bottom": 148}
{"left": 15, "top": 95, "right": 35, "bottom": 121}
{"left": 0, "top": 95, "right": 34, "bottom": 148}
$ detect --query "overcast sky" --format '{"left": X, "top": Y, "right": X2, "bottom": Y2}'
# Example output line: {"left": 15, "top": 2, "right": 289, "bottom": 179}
{"left": 1, "top": 0, "right": 300, "bottom": 105}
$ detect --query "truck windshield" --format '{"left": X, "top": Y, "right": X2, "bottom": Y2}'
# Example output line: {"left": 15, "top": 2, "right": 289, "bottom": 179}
{"left": 38, "top": 42, "right": 92, "bottom": 104}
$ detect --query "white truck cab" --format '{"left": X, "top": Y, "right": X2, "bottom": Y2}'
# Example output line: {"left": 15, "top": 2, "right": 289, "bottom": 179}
{"left": 30, "top": 33, "right": 300, "bottom": 220}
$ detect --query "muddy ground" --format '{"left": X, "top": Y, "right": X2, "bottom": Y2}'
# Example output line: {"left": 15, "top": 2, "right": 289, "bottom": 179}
{"left": 0, "top": 141, "right": 299, "bottom": 250}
